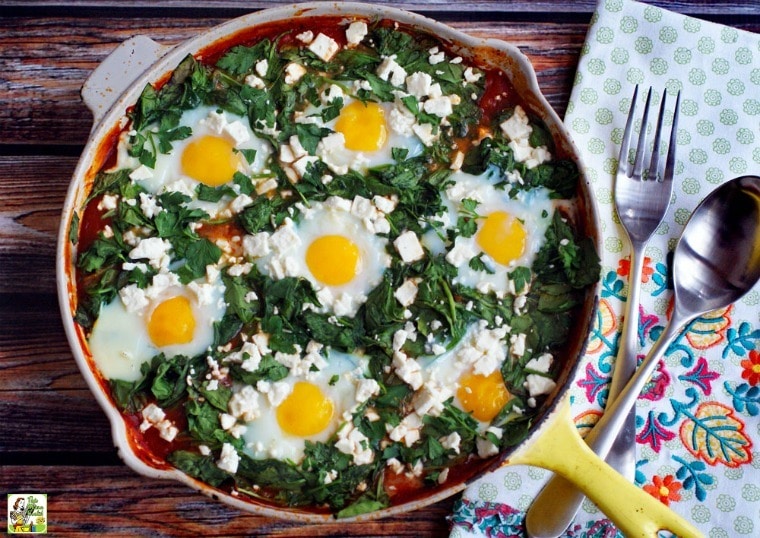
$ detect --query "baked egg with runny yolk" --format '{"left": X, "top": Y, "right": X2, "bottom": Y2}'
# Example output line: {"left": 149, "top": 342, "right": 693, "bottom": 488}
{"left": 334, "top": 100, "right": 388, "bottom": 152}
{"left": 306, "top": 97, "right": 423, "bottom": 173}
{"left": 242, "top": 351, "right": 366, "bottom": 462}
{"left": 421, "top": 170, "right": 555, "bottom": 295}
{"left": 305, "top": 234, "right": 361, "bottom": 287}
{"left": 119, "top": 105, "right": 271, "bottom": 199}
{"left": 180, "top": 134, "right": 242, "bottom": 187}
{"left": 88, "top": 277, "right": 226, "bottom": 382}
{"left": 251, "top": 200, "right": 392, "bottom": 316}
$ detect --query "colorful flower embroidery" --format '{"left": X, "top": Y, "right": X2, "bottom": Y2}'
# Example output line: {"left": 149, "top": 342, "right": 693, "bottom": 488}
{"left": 637, "top": 410, "right": 676, "bottom": 452}
{"left": 616, "top": 256, "right": 655, "bottom": 282}
{"left": 740, "top": 350, "right": 760, "bottom": 386}
{"left": 679, "top": 357, "right": 720, "bottom": 395}
{"left": 643, "top": 474, "right": 682, "bottom": 505}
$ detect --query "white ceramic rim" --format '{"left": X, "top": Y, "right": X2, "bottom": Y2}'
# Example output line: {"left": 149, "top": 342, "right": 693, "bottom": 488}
{"left": 56, "top": 1, "right": 601, "bottom": 522}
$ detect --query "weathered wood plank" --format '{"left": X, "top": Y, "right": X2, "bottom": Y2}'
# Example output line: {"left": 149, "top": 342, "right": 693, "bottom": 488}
{"left": 0, "top": 155, "right": 74, "bottom": 293}
{"left": 1, "top": 465, "right": 456, "bottom": 536}
{"left": 0, "top": 18, "right": 588, "bottom": 145}
{"left": 4, "top": 0, "right": 760, "bottom": 16}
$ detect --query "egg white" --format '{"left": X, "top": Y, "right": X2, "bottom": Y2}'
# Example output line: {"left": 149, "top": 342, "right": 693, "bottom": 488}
{"left": 88, "top": 277, "right": 226, "bottom": 382}
{"left": 257, "top": 201, "right": 391, "bottom": 315}
{"left": 242, "top": 351, "right": 366, "bottom": 462}
{"left": 307, "top": 96, "right": 424, "bottom": 173}
{"left": 426, "top": 170, "right": 555, "bottom": 294}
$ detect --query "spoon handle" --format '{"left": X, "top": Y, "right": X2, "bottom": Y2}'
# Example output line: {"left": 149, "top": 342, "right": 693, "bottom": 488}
{"left": 525, "top": 309, "right": 691, "bottom": 538}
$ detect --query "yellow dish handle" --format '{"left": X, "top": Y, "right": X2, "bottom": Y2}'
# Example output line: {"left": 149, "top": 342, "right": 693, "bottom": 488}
{"left": 506, "top": 397, "right": 703, "bottom": 538}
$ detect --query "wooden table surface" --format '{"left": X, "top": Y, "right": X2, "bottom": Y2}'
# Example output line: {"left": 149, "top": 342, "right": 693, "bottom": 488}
{"left": 2, "top": 1, "right": 759, "bottom": 535}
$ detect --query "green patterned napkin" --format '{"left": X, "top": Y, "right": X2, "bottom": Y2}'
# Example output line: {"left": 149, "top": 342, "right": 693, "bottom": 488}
{"left": 451, "top": 0, "right": 760, "bottom": 535}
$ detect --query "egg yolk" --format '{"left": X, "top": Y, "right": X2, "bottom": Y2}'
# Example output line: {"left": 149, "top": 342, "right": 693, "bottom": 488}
{"left": 147, "top": 296, "right": 196, "bottom": 347}
{"left": 181, "top": 135, "right": 240, "bottom": 186}
{"left": 306, "top": 235, "right": 360, "bottom": 286}
{"left": 457, "top": 370, "right": 511, "bottom": 422}
{"left": 276, "top": 381, "right": 335, "bottom": 437}
{"left": 476, "top": 211, "right": 527, "bottom": 266}
{"left": 334, "top": 100, "right": 388, "bottom": 152}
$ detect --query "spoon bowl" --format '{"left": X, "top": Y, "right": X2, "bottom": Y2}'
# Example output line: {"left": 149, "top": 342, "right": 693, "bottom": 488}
{"left": 526, "top": 175, "right": 760, "bottom": 538}
{"left": 674, "top": 175, "right": 760, "bottom": 316}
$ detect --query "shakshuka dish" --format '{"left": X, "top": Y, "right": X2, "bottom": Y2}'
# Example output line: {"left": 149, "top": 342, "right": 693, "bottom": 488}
{"left": 68, "top": 16, "right": 600, "bottom": 516}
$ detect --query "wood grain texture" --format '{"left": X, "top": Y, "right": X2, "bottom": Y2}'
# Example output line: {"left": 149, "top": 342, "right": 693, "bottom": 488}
{"left": 4, "top": 0, "right": 760, "bottom": 15}
{"left": 1, "top": 466, "right": 456, "bottom": 536}
{"left": 0, "top": 18, "right": 586, "bottom": 146}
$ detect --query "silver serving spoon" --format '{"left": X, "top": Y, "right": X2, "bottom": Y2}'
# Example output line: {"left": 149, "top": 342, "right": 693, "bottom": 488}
{"left": 526, "top": 175, "right": 760, "bottom": 538}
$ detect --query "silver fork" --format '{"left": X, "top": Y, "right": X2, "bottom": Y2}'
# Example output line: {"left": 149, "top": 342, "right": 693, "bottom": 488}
{"left": 525, "top": 85, "right": 680, "bottom": 538}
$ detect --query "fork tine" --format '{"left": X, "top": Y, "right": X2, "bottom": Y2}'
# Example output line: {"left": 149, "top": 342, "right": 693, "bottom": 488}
{"left": 618, "top": 85, "right": 639, "bottom": 177}
{"left": 646, "top": 89, "right": 668, "bottom": 182}
{"left": 663, "top": 90, "right": 681, "bottom": 186}
{"left": 631, "top": 87, "right": 653, "bottom": 180}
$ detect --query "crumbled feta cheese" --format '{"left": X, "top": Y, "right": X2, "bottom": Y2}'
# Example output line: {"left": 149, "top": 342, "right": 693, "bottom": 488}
{"left": 440, "top": 432, "right": 462, "bottom": 454}
{"left": 392, "top": 352, "right": 423, "bottom": 390}
{"left": 449, "top": 150, "right": 465, "bottom": 171}
{"left": 320, "top": 83, "right": 344, "bottom": 106}
{"left": 351, "top": 195, "right": 375, "bottom": 219}
{"left": 423, "top": 95, "right": 454, "bottom": 118}
{"left": 376, "top": 55, "right": 407, "bottom": 87}
{"left": 98, "top": 193, "right": 119, "bottom": 211}
{"left": 345, "top": 21, "right": 368, "bottom": 45}
{"left": 412, "top": 122, "right": 437, "bottom": 146}
{"left": 510, "top": 333, "right": 527, "bottom": 358}
{"left": 269, "top": 219, "right": 301, "bottom": 254}
{"left": 413, "top": 381, "right": 452, "bottom": 417}
{"left": 308, "top": 33, "right": 340, "bottom": 61}
{"left": 128, "top": 237, "right": 171, "bottom": 270}
{"left": 223, "top": 120, "right": 251, "bottom": 145}
{"left": 405, "top": 72, "right": 433, "bottom": 98}
{"left": 463, "top": 67, "right": 481, "bottom": 83}
{"left": 527, "top": 354, "right": 553, "bottom": 375}
{"left": 230, "top": 193, "right": 254, "bottom": 214}
{"left": 428, "top": 47, "right": 445, "bottom": 65}
{"left": 394, "top": 230, "right": 425, "bottom": 263}
{"left": 476, "top": 427, "right": 503, "bottom": 458}
{"left": 244, "top": 74, "right": 265, "bottom": 89}
{"left": 500, "top": 105, "right": 532, "bottom": 141}
{"left": 284, "top": 62, "right": 307, "bottom": 84}
{"left": 199, "top": 444, "right": 211, "bottom": 456}
{"left": 255, "top": 59, "right": 268, "bottom": 77}
{"left": 355, "top": 378, "right": 381, "bottom": 403}
{"left": 217, "top": 442, "right": 240, "bottom": 473}
{"left": 296, "top": 30, "right": 314, "bottom": 43}
{"left": 228, "top": 385, "right": 260, "bottom": 421}
{"left": 142, "top": 403, "right": 165, "bottom": 424}
{"left": 388, "top": 103, "right": 416, "bottom": 136}
{"left": 220, "top": 413, "right": 237, "bottom": 430}
{"left": 129, "top": 165, "right": 154, "bottom": 181}
{"left": 446, "top": 239, "right": 478, "bottom": 267}
{"left": 119, "top": 284, "right": 148, "bottom": 313}
{"left": 138, "top": 192, "right": 161, "bottom": 218}
{"left": 525, "top": 374, "right": 557, "bottom": 398}
{"left": 335, "top": 422, "right": 374, "bottom": 465}
{"left": 373, "top": 195, "right": 397, "bottom": 214}
{"left": 255, "top": 177, "right": 278, "bottom": 194}
{"left": 388, "top": 412, "right": 423, "bottom": 447}
{"left": 242, "top": 232, "right": 270, "bottom": 259}
{"left": 394, "top": 278, "right": 419, "bottom": 307}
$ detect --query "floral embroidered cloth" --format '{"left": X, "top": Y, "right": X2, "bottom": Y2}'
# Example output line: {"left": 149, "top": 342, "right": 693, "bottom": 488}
{"left": 450, "top": 0, "right": 760, "bottom": 536}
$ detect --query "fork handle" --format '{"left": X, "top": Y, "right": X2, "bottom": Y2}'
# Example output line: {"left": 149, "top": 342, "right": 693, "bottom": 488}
{"left": 604, "top": 242, "right": 646, "bottom": 479}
